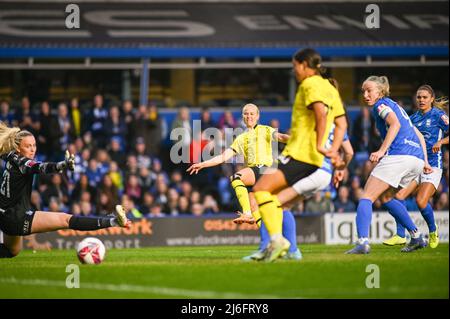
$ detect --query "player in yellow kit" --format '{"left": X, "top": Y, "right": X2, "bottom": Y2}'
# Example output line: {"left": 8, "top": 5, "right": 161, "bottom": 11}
{"left": 253, "top": 48, "right": 347, "bottom": 262}
{"left": 187, "top": 103, "right": 289, "bottom": 226}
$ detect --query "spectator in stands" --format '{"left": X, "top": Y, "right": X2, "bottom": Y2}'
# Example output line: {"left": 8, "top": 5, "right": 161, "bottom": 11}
{"left": 16, "top": 96, "right": 37, "bottom": 131}
{"left": 71, "top": 174, "right": 96, "bottom": 204}
{"left": 169, "top": 170, "right": 183, "bottom": 193}
{"left": 48, "top": 197, "right": 63, "bottom": 213}
{"left": 435, "top": 192, "right": 448, "bottom": 211}
{"left": 178, "top": 196, "right": 190, "bottom": 214}
{"left": 108, "top": 136, "right": 126, "bottom": 167}
{"left": 105, "top": 105, "right": 127, "bottom": 146}
{"left": 191, "top": 203, "right": 205, "bottom": 216}
{"left": 138, "top": 166, "right": 154, "bottom": 190}
{"left": 108, "top": 161, "right": 124, "bottom": 193}
{"left": 70, "top": 203, "right": 82, "bottom": 216}
{"left": 86, "top": 158, "right": 102, "bottom": 187}
{"left": 171, "top": 106, "right": 192, "bottom": 148}
{"left": 95, "top": 149, "right": 111, "bottom": 176}
{"left": 218, "top": 109, "right": 237, "bottom": 130}
{"left": 134, "top": 137, "right": 152, "bottom": 169}
{"left": 69, "top": 97, "right": 83, "bottom": 139}
{"left": 0, "top": 100, "right": 15, "bottom": 126}
{"left": 166, "top": 188, "right": 180, "bottom": 216}
{"left": 122, "top": 194, "right": 143, "bottom": 219}
{"left": 96, "top": 191, "right": 114, "bottom": 217}
{"left": 305, "top": 192, "right": 334, "bottom": 213}
{"left": 98, "top": 174, "right": 119, "bottom": 208}
{"left": 41, "top": 174, "right": 68, "bottom": 209}
{"left": 37, "top": 101, "right": 61, "bottom": 160}
{"left": 334, "top": 186, "right": 356, "bottom": 213}
{"left": 30, "top": 190, "right": 42, "bottom": 212}
{"left": 351, "top": 106, "right": 381, "bottom": 154}
{"left": 88, "top": 94, "right": 108, "bottom": 148}
{"left": 121, "top": 100, "right": 135, "bottom": 148}
{"left": 146, "top": 203, "right": 164, "bottom": 218}
{"left": 189, "top": 190, "right": 201, "bottom": 207}
{"left": 80, "top": 201, "right": 95, "bottom": 217}
{"left": 125, "top": 174, "right": 142, "bottom": 206}
{"left": 140, "top": 192, "right": 155, "bottom": 216}
{"left": 203, "top": 194, "right": 219, "bottom": 214}
{"left": 57, "top": 103, "right": 72, "bottom": 156}
{"left": 200, "top": 107, "right": 217, "bottom": 129}
{"left": 180, "top": 180, "right": 193, "bottom": 200}
{"left": 151, "top": 158, "right": 169, "bottom": 183}
{"left": 131, "top": 104, "right": 152, "bottom": 151}
{"left": 124, "top": 154, "right": 139, "bottom": 181}
{"left": 147, "top": 103, "right": 165, "bottom": 157}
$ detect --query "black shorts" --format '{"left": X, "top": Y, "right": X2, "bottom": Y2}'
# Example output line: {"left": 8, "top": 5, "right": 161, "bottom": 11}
{"left": 247, "top": 165, "right": 269, "bottom": 192}
{"left": 278, "top": 155, "right": 319, "bottom": 186}
{"left": 0, "top": 206, "right": 35, "bottom": 236}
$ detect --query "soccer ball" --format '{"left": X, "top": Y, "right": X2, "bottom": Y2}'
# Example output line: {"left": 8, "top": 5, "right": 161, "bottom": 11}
{"left": 77, "top": 237, "right": 106, "bottom": 265}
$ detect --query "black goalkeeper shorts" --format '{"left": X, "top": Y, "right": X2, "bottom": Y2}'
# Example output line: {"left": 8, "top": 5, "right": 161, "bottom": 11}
{"left": 0, "top": 205, "right": 35, "bottom": 236}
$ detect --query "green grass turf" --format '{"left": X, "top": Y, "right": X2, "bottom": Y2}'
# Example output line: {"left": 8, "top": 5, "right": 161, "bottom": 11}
{"left": 0, "top": 244, "right": 448, "bottom": 299}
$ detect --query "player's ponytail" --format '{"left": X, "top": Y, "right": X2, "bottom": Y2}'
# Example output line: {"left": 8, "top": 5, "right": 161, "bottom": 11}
{"left": 434, "top": 97, "right": 449, "bottom": 112}
{"left": 364, "top": 76, "right": 390, "bottom": 97}
{"left": 417, "top": 85, "right": 448, "bottom": 113}
{"left": 0, "top": 121, "right": 33, "bottom": 155}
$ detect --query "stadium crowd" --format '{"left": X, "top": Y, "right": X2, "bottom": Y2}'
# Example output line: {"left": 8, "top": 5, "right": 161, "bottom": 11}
{"left": 0, "top": 95, "right": 448, "bottom": 219}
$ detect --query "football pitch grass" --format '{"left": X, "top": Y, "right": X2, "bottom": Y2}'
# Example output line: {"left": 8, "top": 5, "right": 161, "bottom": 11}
{"left": 0, "top": 244, "right": 448, "bottom": 299}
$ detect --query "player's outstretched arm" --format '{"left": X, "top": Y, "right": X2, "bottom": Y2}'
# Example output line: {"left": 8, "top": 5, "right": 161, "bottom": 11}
{"left": 274, "top": 132, "right": 290, "bottom": 144}
{"left": 4, "top": 150, "right": 75, "bottom": 175}
{"left": 186, "top": 148, "right": 235, "bottom": 175}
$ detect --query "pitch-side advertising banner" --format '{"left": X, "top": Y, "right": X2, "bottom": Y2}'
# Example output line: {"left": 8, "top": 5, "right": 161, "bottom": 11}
{"left": 16, "top": 215, "right": 322, "bottom": 250}
{"left": 324, "top": 211, "right": 449, "bottom": 244}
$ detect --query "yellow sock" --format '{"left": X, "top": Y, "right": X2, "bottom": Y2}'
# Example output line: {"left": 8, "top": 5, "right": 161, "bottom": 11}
{"left": 231, "top": 179, "right": 251, "bottom": 214}
{"left": 251, "top": 209, "right": 262, "bottom": 228}
{"left": 254, "top": 191, "right": 283, "bottom": 236}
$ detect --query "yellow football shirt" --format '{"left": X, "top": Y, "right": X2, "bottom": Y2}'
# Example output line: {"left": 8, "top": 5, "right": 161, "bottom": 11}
{"left": 230, "top": 124, "right": 275, "bottom": 167}
{"left": 282, "top": 75, "right": 345, "bottom": 167}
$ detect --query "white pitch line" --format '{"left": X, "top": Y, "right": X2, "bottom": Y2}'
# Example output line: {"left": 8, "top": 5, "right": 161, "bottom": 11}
{"left": 0, "top": 277, "right": 284, "bottom": 299}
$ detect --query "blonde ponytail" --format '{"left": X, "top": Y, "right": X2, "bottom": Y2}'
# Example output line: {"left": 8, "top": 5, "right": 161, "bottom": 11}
{"left": 364, "top": 76, "right": 390, "bottom": 96}
{"left": 0, "top": 121, "right": 32, "bottom": 156}
{"left": 434, "top": 97, "right": 449, "bottom": 112}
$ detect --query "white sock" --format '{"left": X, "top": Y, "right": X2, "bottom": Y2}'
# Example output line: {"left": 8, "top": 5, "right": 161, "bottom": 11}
{"left": 358, "top": 237, "right": 369, "bottom": 244}
{"left": 409, "top": 230, "right": 420, "bottom": 239}
{"left": 110, "top": 218, "right": 119, "bottom": 227}
{"left": 271, "top": 234, "right": 283, "bottom": 241}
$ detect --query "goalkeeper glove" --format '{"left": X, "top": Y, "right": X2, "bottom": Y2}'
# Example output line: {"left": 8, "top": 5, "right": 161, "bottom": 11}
{"left": 56, "top": 150, "right": 75, "bottom": 172}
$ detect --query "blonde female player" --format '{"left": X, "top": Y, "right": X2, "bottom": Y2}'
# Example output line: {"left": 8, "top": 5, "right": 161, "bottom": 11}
{"left": 0, "top": 122, "right": 129, "bottom": 258}
{"left": 346, "top": 76, "right": 431, "bottom": 254}
{"left": 186, "top": 104, "right": 291, "bottom": 250}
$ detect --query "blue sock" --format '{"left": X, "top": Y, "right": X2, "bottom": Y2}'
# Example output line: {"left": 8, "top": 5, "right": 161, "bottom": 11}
{"left": 383, "top": 200, "right": 406, "bottom": 238}
{"left": 383, "top": 199, "right": 417, "bottom": 233}
{"left": 420, "top": 203, "right": 436, "bottom": 232}
{"left": 356, "top": 199, "right": 373, "bottom": 238}
{"left": 259, "top": 222, "right": 270, "bottom": 251}
{"left": 282, "top": 210, "right": 298, "bottom": 253}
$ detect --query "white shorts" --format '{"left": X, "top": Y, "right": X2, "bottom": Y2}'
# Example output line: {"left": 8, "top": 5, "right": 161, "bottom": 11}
{"left": 292, "top": 168, "right": 332, "bottom": 197}
{"left": 415, "top": 167, "right": 443, "bottom": 190}
{"left": 371, "top": 155, "right": 424, "bottom": 189}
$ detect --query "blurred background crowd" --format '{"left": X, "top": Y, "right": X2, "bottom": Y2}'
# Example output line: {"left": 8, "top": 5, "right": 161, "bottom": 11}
{"left": 0, "top": 94, "right": 448, "bottom": 219}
